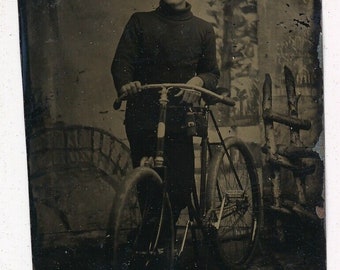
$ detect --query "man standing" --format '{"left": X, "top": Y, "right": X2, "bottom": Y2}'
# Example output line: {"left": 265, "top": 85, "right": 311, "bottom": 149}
{"left": 112, "top": 0, "right": 220, "bottom": 222}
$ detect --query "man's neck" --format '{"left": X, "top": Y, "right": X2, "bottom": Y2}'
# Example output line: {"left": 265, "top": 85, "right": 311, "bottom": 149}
{"left": 157, "top": 1, "right": 192, "bottom": 21}
{"left": 170, "top": 2, "right": 186, "bottom": 10}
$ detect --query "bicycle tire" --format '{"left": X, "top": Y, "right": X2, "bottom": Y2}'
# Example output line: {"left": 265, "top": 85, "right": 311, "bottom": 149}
{"left": 106, "top": 167, "right": 175, "bottom": 270}
{"left": 206, "top": 137, "right": 262, "bottom": 269}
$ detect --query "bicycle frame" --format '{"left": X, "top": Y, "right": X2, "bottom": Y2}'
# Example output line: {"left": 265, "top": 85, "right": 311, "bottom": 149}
{"left": 190, "top": 106, "right": 244, "bottom": 220}
{"left": 115, "top": 83, "right": 239, "bottom": 212}
{"left": 149, "top": 89, "right": 238, "bottom": 246}
{"left": 114, "top": 83, "right": 235, "bottom": 204}
{"left": 111, "top": 84, "right": 261, "bottom": 268}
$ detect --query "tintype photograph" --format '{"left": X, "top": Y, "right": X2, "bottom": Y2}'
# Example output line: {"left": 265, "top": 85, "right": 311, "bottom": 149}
{"left": 19, "top": 0, "right": 325, "bottom": 269}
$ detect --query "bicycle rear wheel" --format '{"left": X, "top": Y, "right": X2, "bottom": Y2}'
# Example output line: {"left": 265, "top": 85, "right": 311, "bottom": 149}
{"left": 206, "top": 137, "right": 261, "bottom": 269}
{"left": 106, "top": 167, "right": 175, "bottom": 270}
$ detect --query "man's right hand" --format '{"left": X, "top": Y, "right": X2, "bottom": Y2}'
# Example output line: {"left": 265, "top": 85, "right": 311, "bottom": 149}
{"left": 120, "top": 81, "right": 142, "bottom": 96}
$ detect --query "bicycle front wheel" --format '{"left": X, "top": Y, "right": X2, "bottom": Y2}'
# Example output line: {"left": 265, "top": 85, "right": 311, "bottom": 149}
{"left": 106, "top": 167, "right": 175, "bottom": 270}
{"left": 206, "top": 137, "right": 261, "bottom": 269}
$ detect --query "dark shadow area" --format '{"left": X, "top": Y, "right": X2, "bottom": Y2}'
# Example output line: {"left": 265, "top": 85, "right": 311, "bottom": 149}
{"left": 33, "top": 216, "right": 325, "bottom": 270}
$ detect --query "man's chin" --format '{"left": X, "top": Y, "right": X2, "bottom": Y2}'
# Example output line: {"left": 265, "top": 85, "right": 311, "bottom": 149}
{"left": 162, "top": 0, "right": 186, "bottom": 6}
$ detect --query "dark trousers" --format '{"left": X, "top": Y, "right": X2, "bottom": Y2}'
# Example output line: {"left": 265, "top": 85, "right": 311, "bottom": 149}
{"left": 126, "top": 128, "right": 195, "bottom": 222}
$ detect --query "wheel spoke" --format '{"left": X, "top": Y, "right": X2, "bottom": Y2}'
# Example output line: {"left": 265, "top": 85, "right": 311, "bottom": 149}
{"left": 108, "top": 168, "right": 175, "bottom": 269}
{"left": 207, "top": 138, "right": 261, "bottom": 267}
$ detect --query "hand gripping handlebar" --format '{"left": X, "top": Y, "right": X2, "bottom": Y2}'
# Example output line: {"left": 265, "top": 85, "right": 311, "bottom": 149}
{"left": 113, "top": 83, "right": 235, "bottom": 110}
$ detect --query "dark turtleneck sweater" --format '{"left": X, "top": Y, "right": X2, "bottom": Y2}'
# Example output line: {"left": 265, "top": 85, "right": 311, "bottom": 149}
{"left": 112, "top": 1, "right": 220, "bottom": 132}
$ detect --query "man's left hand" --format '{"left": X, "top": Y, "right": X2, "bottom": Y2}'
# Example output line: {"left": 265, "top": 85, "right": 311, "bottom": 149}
{"left": 175, "top": 76, "right": 203, "bottom": 104}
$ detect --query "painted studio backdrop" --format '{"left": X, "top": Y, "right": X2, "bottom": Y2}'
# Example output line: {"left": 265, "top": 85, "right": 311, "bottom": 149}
{"left": 20, "top": 0, "right": 324, "bottom": 268}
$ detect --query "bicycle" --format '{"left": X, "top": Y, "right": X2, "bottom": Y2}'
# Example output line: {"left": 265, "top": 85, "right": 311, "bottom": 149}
{"left": 106, "top": 83, "right": 262, "bottom": 269}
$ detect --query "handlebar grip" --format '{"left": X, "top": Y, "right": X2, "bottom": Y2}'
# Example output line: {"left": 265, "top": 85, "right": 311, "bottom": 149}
{"left": 220, "top": 95, "right": 235, "bottom": 106}
{"left": 113, "top": 99, "right": 122, "bottom": 110}
{"left": 113, "top": 94, "right": 126, "bottom": 110}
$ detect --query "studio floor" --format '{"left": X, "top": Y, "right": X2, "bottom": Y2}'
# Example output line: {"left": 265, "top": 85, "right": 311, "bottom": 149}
{"left": 33, "top": 211, "right": 326, "bottom": 270}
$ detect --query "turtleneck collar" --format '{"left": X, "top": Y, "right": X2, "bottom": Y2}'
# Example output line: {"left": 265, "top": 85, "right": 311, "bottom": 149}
{"left": 156, "top": 1, "right": 193, "bottom": 21}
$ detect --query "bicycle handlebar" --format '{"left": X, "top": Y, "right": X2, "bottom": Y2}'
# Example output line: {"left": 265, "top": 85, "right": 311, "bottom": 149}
{"left": 113, "top": 83, "right": 235, "bottom": 110}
